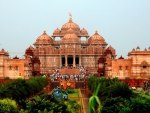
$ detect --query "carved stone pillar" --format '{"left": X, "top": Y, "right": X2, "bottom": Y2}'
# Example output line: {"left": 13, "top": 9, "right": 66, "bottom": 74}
{"left": 73, "top": 55, "right": 76, "bottom": 67}
{"left": 60, "top": 55, "right": 62, "bottom": 68}
{"left": 65, "top": 55, "right": 68, "bottom": 67}
{"left": 79, "top": 55, "right": 81, "bottom": 66}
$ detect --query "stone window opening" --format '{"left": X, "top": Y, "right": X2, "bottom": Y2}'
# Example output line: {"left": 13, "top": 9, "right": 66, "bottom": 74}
{"left": 143, "top": 66, "right": 147, "bottom": 69}
{"left": 125, "top": 66, "right": 128, "bottom": 70}
{"left": 119, "top": 66, "right": 122, "bottom": 70}
{"left": 9, "top": 66, "right": 12, "bottom": 70}
{"left": 15, "top": 66, "right": 18, "bottom": 70}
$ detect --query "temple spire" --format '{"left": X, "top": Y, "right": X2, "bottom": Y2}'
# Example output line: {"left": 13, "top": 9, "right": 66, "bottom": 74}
{"left": 43, "top": 30, "right": 46, "bottom": 34}
{"left": 95, "top": 30, "right": 98, "bottom": 34}
{"left": 69, "top": 12, "right": 72, "bottom": 22}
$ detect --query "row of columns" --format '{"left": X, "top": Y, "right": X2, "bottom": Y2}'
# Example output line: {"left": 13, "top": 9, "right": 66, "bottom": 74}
{"left": 60, "top": 55, "right": 81, "bottom": 67}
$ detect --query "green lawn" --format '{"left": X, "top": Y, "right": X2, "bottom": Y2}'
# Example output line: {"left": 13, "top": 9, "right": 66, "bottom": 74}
{"left": 62, "top": 89, "right": 80, "bottom": 97}
{"left": 68, "top": 92, "right": 79, "bottom": 97}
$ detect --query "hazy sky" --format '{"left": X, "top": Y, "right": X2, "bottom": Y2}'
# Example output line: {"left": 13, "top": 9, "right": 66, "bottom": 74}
{"left": 0, "top": 0, "right": 150, "bottom": 58}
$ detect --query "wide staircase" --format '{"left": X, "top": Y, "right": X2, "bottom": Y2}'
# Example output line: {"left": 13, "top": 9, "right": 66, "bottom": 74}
{"left": 60, "top": 68, "right": 80, "bottom": 75}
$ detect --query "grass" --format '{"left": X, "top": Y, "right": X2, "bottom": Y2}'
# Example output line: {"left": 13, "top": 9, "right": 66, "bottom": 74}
{"left": 68, "top": 93, "right": 79, "bottom": 97}
{"left": 62, "top": 89, "right": 80, "bottom": 98}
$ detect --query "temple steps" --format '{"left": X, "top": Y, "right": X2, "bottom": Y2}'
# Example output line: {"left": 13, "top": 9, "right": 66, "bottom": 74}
{"left": 60, "top": 68, "right": 80, "bottom": 75}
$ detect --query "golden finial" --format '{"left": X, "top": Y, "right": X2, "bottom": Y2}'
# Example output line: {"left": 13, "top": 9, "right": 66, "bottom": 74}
{"left": 44, "top": 30, "right": 46, "bottom": 33}
{"left": 95, "top": 30, "right": 98, "bottom": 33}
{"left": 69, "top": 12, "right": 72, "bottom": 21}
{"left": 69, "top": 17, "right": 72, "bottom": 21}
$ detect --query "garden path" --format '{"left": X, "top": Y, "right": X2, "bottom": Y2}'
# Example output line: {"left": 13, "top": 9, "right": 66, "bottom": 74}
{"left": 80, "top": 89, "right": 91, "bottom": 113}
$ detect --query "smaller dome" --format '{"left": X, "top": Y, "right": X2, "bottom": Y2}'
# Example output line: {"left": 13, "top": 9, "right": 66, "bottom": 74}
{"left": 34, "top": 31, "right": 53, "bottom": 45}
{"left": 61, "top": 33, "right": 80, "bottom": 44}
{"left": 80, "top": 28, "right": 89, "bottom": 37}
{"left": 81, "top": 28, "right": 88, "bottom": 34}
{"left": 88, "top": 30, "right": 107, "bottom": 45}
{"left": 53, "top": 28, "right": 60, "bottom": 34}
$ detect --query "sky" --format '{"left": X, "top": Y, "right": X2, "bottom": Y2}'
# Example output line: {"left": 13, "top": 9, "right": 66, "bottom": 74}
{"left": 0, "top": 0, "right": 150, "bottom": 58}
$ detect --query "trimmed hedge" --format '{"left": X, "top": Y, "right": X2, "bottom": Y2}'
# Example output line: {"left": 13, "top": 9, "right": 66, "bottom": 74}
{"left": 0, "top": 77, "right": 48, "bottom": 102}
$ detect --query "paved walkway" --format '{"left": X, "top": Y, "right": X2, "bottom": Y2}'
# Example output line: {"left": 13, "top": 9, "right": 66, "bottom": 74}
{"left": 80, "top": 89, "right": 91, "bottom": 113}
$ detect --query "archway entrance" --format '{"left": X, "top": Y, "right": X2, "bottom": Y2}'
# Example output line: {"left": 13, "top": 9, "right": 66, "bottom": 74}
{"left": 62, "top": 56, "right": 65, "bottom": 67}
{"left": 76, "top": 56, "right": 79, "bottom": 66}
{"left": 68, "top": 55, "right": 73, "bottom": 67}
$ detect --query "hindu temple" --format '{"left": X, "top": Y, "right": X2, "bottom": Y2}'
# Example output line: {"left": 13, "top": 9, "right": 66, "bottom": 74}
{"left": 25, "top": 16, "right": 116, "bottom": 75}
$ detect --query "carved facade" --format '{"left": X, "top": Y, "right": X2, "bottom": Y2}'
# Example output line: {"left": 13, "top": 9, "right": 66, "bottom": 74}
{"left": 128, "top": 46, "right": 150, "bottom": 78}
{"left": 1, "top": 17, "right": 150, "bottom": 79}
{"left": 0, "top": 49, "right": 32, "bottom": 79}
{"left": 98, "top": 46, "right": 150, "bottom": 79}
{"left": 25, "top": 17, "right": 116, "bottom": 74}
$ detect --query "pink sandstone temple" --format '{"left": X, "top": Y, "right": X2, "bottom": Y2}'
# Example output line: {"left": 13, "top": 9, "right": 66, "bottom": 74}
{"left": 0, "top": 16, "right": 150, "bottom": 79}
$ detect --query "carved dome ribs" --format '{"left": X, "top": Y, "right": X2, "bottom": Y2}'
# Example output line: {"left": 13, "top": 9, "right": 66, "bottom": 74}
{"left": 34, "top": 31, "right": 53, "bottom": 45}
{"left": 80, "top": 28, "right": 89, "bottom": 37}
{"left": 60, "top": 33, "right": 80, "bottom": 44}
{"left": 52, "top": 18, "right": 90, "bottom": 37}
{"left": 88, "top": 31, "right": 107, "bottom": 45}
{"left": 54, "top": 28, "right": 60, "bottom": 34}
{"left": 61, "top": 19, "right": 80, "bottom": 31}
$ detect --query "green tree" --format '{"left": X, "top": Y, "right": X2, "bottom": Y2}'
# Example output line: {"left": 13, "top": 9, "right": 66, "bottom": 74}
{"left": 107, "top": 82, "right": 133, "bottom": 99}
{"left": 101, "top": 97, "right": 129, "bottom": 113}
{"left": 129, "top": 97, "right": 150, "bottom": 113}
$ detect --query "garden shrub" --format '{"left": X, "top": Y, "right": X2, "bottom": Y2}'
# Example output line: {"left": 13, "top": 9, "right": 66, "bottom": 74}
{"left": 0, "top": 77, "right": 48, "bottom": 102}
{"left": 101, "top": 96, "right": 129, "bottom": 113}
{"left": 87, "top": 76, "right": 99, "bottom": 93}
{"left": 0, "top": 98, "right": 17, "bottom": 113}
{"left": 107, "top": 82, "right": 133, "bottom": 99}
{"left": 24, "top": 94, "right": 68, "bottom": 113}
{"left": 129, "top": 97, "right": 150, "bottom": 113}
{"left": 87, "top": 76, "right": 150, "bottom": 113}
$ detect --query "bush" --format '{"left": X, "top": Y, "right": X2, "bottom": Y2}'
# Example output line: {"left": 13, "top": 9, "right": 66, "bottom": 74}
{"left": 102, "top": 97, "right": 129, "bottom": 113}
{"left": 87, "top": 76, "right": 99, "bottom": 93}
{"left": 129, "top": 97, "right": 150, "bottom": 113}
{"left": 24, "top": 94, "right": 68, "bottom": 113}
{"left": 0, "top": 77, "right": 48, "bottom": 102}
{"left": 107, "top": 82, "right": 133, "bottom": 99}
{"left": 0, "top": 98, "right": 17, "bottom": 113}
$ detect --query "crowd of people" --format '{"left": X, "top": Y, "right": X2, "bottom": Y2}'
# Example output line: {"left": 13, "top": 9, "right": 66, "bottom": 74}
{"left": 45, "top": 66, "right": 91, "bottom": 82}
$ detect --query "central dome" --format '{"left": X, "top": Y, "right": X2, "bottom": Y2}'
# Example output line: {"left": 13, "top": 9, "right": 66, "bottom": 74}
{"left": 61, "top": 18, "right": 80, "bottom": 31}
{"left": 60, "top": 33, "right": 80, "bottom": 44}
